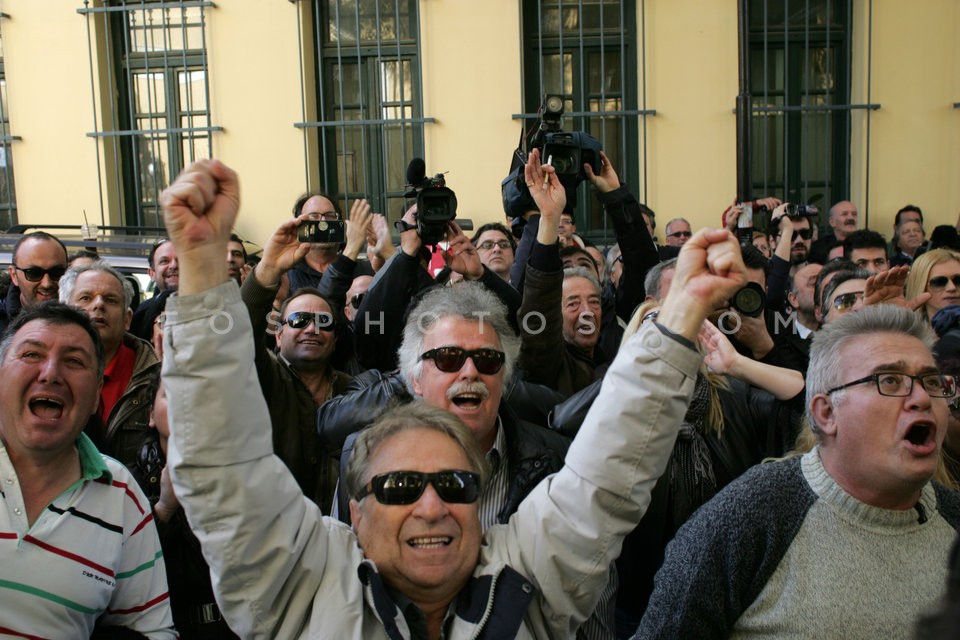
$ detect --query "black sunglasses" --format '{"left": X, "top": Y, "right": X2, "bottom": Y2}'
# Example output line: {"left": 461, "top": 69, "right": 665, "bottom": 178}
{"left": 420, "top": 346, "right": 506, "bottom": 375}
{"left": 355, "top": 470, "right": 480, "bottom": 505}
{"left": 14, "top": 265, "right": 67, "bottom": 283}
{"left": 667, "top": 230, "right": 692, "bottom": 239}
{"left": 282, "top": 311, "right": 335, "bottom": 331}
{"left": 350, "top": 293, "right": 365, "bottom": 310}
{"left": 929, "top": 275, "right": 960, "bottom": 290}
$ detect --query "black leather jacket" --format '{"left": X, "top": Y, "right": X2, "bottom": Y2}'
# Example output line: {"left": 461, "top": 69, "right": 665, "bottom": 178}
{"left": 315, "top": 369, "right": 570, "bottom": 525}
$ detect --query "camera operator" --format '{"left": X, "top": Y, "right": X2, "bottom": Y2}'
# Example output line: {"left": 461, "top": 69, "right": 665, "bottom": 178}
{"left": 353, "top": 203, "right": 521, "bottom": 374}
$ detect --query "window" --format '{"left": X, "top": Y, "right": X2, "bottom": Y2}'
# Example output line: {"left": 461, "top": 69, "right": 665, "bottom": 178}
{"left": 306, "top": 0, "right": 426, "bottom": 222}
{"left": 82, "top": 0, "right": 218, "bottom": 227}
{"left": 0, "top": 16, "right": 17, "bottom": 229}
{"left": 521, "top": 0, "right": 640, "bottom": 243}
{"left": 748, "top": 0, "right": 851, "bottom": 212}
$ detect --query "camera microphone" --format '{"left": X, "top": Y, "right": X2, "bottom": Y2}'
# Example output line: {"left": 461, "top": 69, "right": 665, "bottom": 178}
{"left": 406, "top": 157, "right": 426, "bottom": 187}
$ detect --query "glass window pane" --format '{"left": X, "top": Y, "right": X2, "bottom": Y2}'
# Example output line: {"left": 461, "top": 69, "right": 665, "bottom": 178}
{"left": 137, "top": 133, "right": 169, "bottom": 204}
{"left": 178, "top": 70, "right": 207, "bottom": 111}
{"left": 134, "top": 72, "right": 166, "bottom": 115}
{"left": 587, "top": 51, "right": 621, "bottom": 94}
{"left": 800, "top": 47, "right": 835, "bottom": 94}
{"left": 332, "top": 63, "right": 362, "bottom": 105}
{"left": 328, "top": 0, "right": 414, "bottom": 44}
{"left": 541, "top": 53, "right": 573, "bottom": 100}
{"left": 750, "top": 48, "right": 784, "bottom": 94}
{"left": 749, "top": 0, "right": 843, "bottom": 31}
{"left": 380, "top": 59, "right": 412, "bottom": 105}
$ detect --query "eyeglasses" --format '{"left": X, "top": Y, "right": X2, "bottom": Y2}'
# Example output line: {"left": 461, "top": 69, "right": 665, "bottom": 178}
{"left": 349, "top": 293, "right": 365, "bottom": 310}
{"left": 419, "top": 346, "right": 506, "bottom": 375}
{"left": 14, "top": 264, "right": 67, "bottom": 283}
{"left": 928, "top": 275, "right": 960, "bottom": 290}
{"left": 667, "top": 230, "right": 692, "bottom": 239}
{"left": 308, "top": 211, "right": 340, "bottom": 221}
{"left": 355, "top": 470, "right": 481, "bottom": 505}
{"left": 787, "top": 229, "right": 813, "bottom": 241}
{"left": 830, "top": 291, "right": 864, "bottom": 312}
{"left": 477, "top": 240, "right": 512, "bottom": 251}
{"left": 282, "top": 311, "right": 335, "bottom": 331}
{"left": 826, "top": 372, "right": 956, "bottom": 398}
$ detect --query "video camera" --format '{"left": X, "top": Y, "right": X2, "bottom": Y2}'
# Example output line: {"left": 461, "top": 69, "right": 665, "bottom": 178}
{"left": 502, "top": 94, "right": 604, "bottom": 235}
{"left": 402, "top": 158, "right": 471, "bottom": 246}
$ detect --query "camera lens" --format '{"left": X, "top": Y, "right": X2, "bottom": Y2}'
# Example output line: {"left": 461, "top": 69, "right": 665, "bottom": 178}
{"left": 731, "top": 282, "right": 765, "bottom": 317}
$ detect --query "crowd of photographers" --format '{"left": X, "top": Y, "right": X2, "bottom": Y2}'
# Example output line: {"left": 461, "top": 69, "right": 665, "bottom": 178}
{"left": 5, "top": 103, "right": 960, "bottom": 636}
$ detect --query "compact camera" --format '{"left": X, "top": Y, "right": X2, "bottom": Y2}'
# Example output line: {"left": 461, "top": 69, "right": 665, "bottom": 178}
{"left": 298, "top": 219, "right": 345, "bottom": 244}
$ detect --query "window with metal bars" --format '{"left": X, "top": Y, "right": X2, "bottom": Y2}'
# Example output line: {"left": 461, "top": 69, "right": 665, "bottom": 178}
{"left": 80, "top": 0, "right": 218, "bottom": 227}
{"left": 0, "top": 16, "right": 17, "bottom": 230}
{"left": 302, "top": 0, "right": 426, "bottom": 223}
{"left": 521, "top": 0, "right": 641, "bottom": 244}
{"left": 748, "top": 0, "right": 853, "bottom": 213}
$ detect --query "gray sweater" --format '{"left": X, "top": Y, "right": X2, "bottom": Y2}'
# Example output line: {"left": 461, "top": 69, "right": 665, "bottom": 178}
{"left": 634, "top": 449, "right": 960, "bottom": 640}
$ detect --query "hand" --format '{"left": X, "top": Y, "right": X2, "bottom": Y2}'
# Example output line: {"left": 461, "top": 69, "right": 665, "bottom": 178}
{"left": 153, "top": 466, "right": 180, "bottom": 523}
{"left": 344, "top": 198, "right": 373, "bottom": 260}
{"left": 699, "top": 320, "right": 739, "bottom": 373}
{"left": 399, "top": 204, "right": 422, "bottom": 257}
{"left": 657, "top": 228, "right": 747, "bottom": 341}
{"left": 731, "top": 312, "right": 775, "bottom": 360}
{"left": 367, "top": 213, "right": 395, "bottom": 271}
{"left": 771, "top": 203, "right": 792, "bottom": 232}
{"left": 583, "top": 150, "right": 620, "bottom": 194}
{"left": 444, "top": 222, "right": 484, "bottom": 280}
{"left": 525, "top": 148, "right": 566, "bottom": 222}
{"left": 238, "top": 263, "right": 252, "bottom": 285}
{"left": 254, "top": 215, "right": 312, "bottom": 287}
{"left": 722, "top": 202, "right": 743, "bottom": 232}
{"left": 160, "top": 159, "right": 240, "bottom": 295}
{"left": 865, "top": 265, "right": 931, "bottom": 311}
{"left": 755, "top": 196, "right": 784, "bottom": 211}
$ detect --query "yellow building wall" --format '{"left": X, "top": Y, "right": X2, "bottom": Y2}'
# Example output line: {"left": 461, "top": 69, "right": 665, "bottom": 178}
{"left": 419, "top": 0, "right": 523, "bottom": 226}
{"left": 850, "top": 0, "right": 960, "bottom": 235}
{"left": 3, "top": 0, "right": 107, "bottom": 229}
{"left": 1, "top": 1, "right": 957, "bottom": 248}
{"left": 642, "top": 0, "right": 740, "bottom": 239}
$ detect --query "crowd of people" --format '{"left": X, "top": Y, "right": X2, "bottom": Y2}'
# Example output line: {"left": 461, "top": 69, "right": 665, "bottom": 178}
{"left": 2, "top": 150, "right": 960, "bottom": 639}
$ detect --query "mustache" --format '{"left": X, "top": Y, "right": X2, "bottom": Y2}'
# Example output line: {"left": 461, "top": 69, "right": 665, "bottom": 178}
{"left": 446, "top": 381, "right": 490, "bottom": 401}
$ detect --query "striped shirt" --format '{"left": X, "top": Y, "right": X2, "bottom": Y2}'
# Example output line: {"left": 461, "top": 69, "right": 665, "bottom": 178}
{"left": 478, "top": 417, "right": 509, "bottom": 530}
{"left": 0, "top": 434, "right": 176, "bottom": 638}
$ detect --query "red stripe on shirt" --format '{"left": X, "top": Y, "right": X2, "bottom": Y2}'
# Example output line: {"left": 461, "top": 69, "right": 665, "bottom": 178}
{"left": 131, "top": 511, "right": 154, "bottom": 536}
{"left": 23, "top": 535, "right": 115, "bottom": 578}
{"left": 0, "top": 532, "right": 18, "bottom": 540}
{"left": 108, "top": 590, "right": 170, "bottom": 615}
{"left": 0, "top": 625, "right": 49, "bottom": 640}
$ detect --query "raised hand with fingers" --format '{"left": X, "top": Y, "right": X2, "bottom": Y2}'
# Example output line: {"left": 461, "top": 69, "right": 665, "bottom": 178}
{"left": 443, "top": 221, "right": 483, "bottom": 280}
{"left": 583, "top": 150, "right": 620, "bottom": 194}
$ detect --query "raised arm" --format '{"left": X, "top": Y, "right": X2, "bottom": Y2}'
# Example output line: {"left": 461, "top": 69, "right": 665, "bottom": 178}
{"left": 160, "top": 160, "right": 358, "bottom": 636}
{"left": 490, "top": 199, "right": 748, "bottom": 634}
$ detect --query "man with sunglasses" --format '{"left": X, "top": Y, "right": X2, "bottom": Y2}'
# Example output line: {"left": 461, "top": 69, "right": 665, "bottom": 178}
{"left": 239, "top": 212, "right": 354, "bottom": 511}
{"left": 636, "top": 304, "right": 960, "bottom": 640}
{"left": 1, "top": 231, "right": 68, "bottom": 336}
{"left": 664, "top": 218, "right": 693, "bottom": 247}
{"left": 158, "top": 156, "right": 749, "bottom": 638}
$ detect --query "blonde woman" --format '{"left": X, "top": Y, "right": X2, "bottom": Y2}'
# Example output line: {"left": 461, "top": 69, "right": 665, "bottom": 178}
{"left": 905, "top": 248, "right": 960, "bottom": 324}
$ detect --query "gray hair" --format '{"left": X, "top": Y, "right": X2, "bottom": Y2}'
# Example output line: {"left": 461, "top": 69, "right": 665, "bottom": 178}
{"left": 665, "top": 217, "right": 691, "bottom": 235}
{"left": 644, "top": 258, "right": 678, "bottom": 302}
{"left": 806, "top": 304, "right": 936, "bottom": 435}
{"left": 344, "top": 402, "right": 490, "bottom": 501}
{"left": 59, "top": 260, "right": 134, "bottom": 310}
{"left": 397, "top": 281, "right": 520, "bottom": 395}
{"left": 563, "top": 266, "right": 601, "bottom": 296}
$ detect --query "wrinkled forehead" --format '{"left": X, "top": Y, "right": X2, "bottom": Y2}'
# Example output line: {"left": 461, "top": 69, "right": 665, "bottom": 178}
{"left": 7, "top": 319, "right": 97, "bottom": 360}
{"left": 837, "top": 332, "right": 935, "bottom": 377}
{"left": 75, "top": 269, "right": 125, "bottom": 296}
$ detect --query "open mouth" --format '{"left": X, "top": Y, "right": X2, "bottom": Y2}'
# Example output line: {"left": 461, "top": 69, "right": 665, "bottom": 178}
{"left": 407, "top": 536, "right": 452, "bottom": 549}
{"left": 905, "top": 422, "right": 934, "bottom": 447}
{"left": 29, "top": 397, "right": 65, "bottom": 420}
{"left": 451, "top": 393, "right": 483, "bottom": 409}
